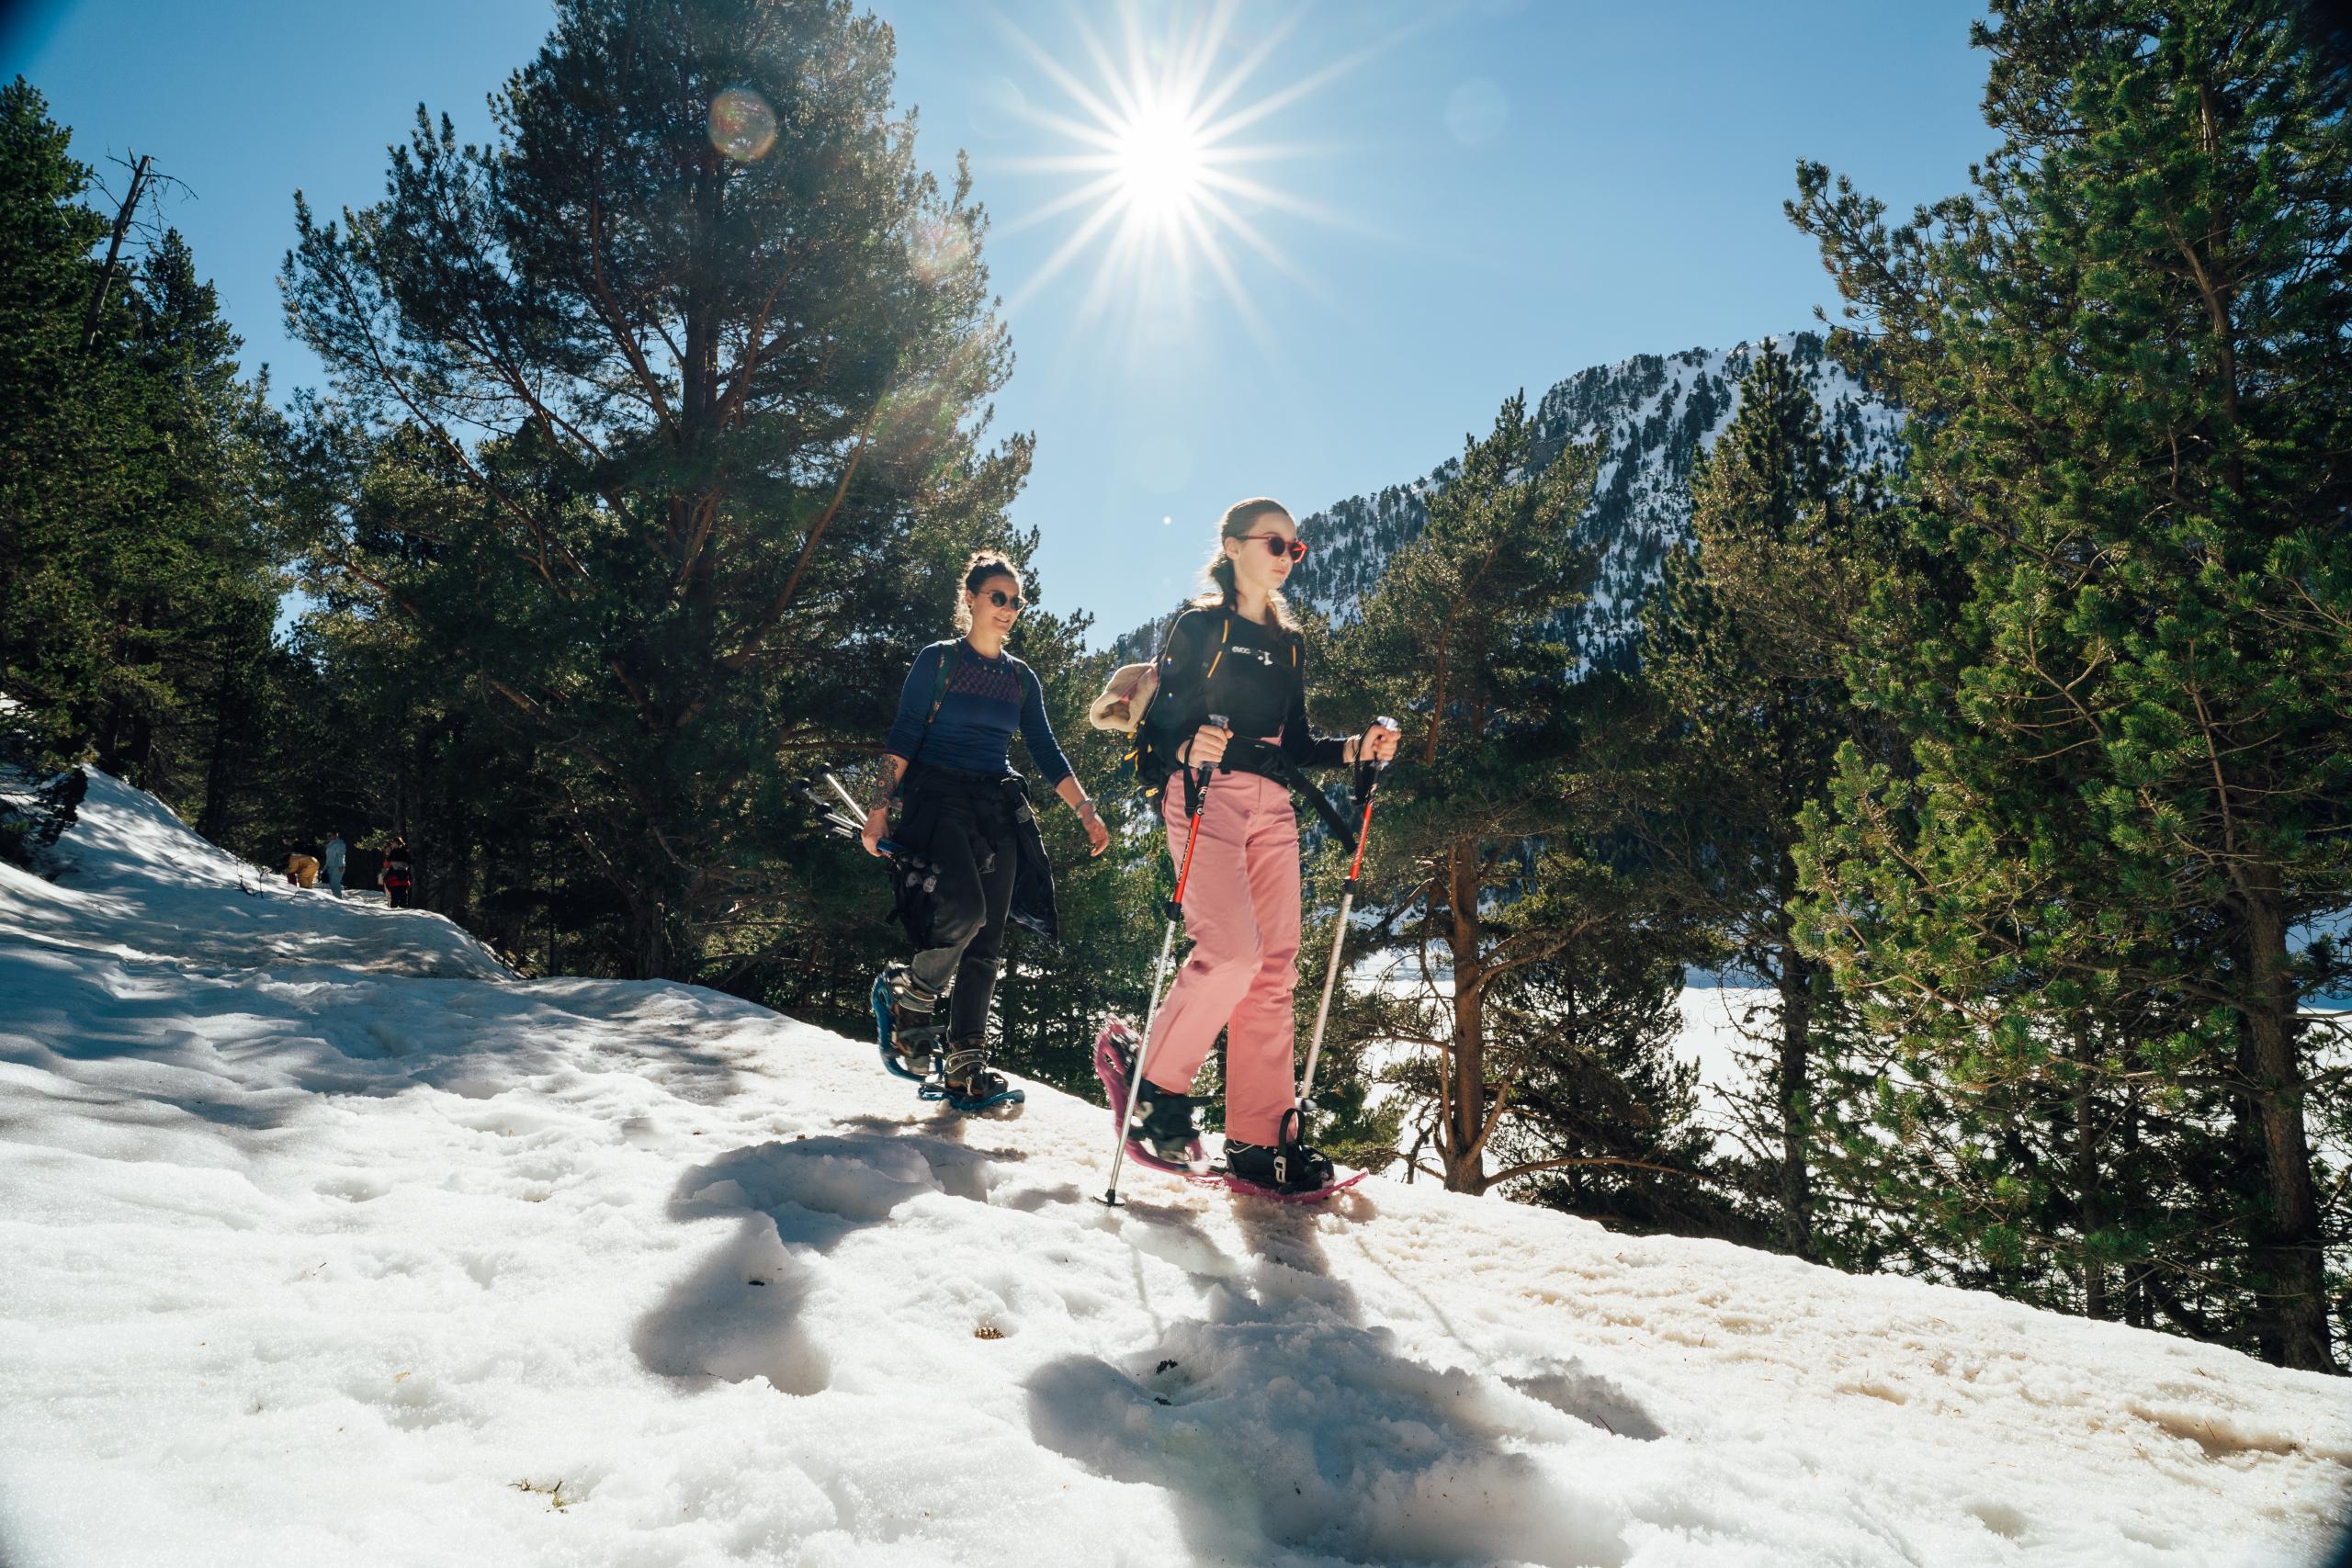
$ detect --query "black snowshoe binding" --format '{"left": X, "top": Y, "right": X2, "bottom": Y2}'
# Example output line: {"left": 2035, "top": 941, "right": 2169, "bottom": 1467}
{"left": 871, "top": 964, "right": 946, "bottom": 1082}
{"left": 1220, "top": 1109, "right": 1336, "bottom": 1195}
{"left": 926, "top": 1043, "right": 1024, "bottom": 1114}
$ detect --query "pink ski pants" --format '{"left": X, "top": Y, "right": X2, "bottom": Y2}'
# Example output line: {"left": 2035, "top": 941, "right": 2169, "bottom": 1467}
{"left": 1143, "top": 768, "right": 1303, "bottom": 1145}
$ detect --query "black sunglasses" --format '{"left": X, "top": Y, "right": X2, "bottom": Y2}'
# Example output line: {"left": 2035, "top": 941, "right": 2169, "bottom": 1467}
{"left": 981, "top": 586, "right": 1027, "bottom": 613}
{"left": 1238, "top": 532, "right": 1309, "bottom": 563}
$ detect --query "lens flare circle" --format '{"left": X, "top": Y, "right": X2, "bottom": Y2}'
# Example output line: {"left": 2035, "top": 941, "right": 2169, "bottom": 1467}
{"left": 709, "top": 87, "right": 779, "bottom": 162}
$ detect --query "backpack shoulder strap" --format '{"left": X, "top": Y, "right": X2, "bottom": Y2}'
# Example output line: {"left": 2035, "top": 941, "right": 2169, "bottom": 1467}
{"left": 908, "top": 639, "right": 957, "bottom": 766}
{"left": 925, "top": 640, "right": 956, "bottom": 727}
{"left": 1203, "top": 609, "right": 1234, "bottom": 682}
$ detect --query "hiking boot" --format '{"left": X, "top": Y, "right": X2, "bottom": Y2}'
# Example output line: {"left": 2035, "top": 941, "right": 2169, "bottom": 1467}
{"left": 1129, "top": 1078, "right": 1201, "bottom": 1164}
{"left": 1222, "top": 1130, "right": 1335, "bottom": 1194}
{"left": 942, "top": 1043, "right": 1012, "bottom": 1104}
{"left": 876, "top": 964, "right": 945, "bottom": 1074}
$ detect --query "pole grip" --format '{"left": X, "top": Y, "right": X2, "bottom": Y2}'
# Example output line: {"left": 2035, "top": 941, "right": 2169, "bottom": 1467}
{"left": 1193, "top": 711, "right": 1228, "bottom": 804}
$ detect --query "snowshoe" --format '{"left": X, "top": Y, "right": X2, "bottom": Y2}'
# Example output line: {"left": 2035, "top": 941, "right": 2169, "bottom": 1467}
{"left": 1215, "top": 1163, "right": 1369, "bottom": 1203}
{"left": 871, "top": 965, "right": 945, "bottom": 1082}
{"left": 1214, "top": 1110, "right": 1364, "bottom": 1202}
{"left": 1220, "top": 1138, "right": 1332, "bottom": 1195}
{"left": 1092, "top": 1020, "right": 1205, "bottom": 1173}
{"left": 922, "top": 1043, "right": 1025, "bottom": 1114}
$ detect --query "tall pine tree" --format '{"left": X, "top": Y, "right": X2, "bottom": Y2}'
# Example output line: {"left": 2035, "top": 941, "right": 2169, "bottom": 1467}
{"left": 1326, "top": 392, "right": 1642, "bottom": 1195}
{"left": 284, "top": 0, "right": 1028, "bottom": 978}
{"left": 0, "top": 80, "right": 281, "bottom": 816}
{"left": 1632, "top": 340, "right": 1897, "bottom": 1261}
{"left": 1790, "top": 0, "right": 2351, "bottom": 1370}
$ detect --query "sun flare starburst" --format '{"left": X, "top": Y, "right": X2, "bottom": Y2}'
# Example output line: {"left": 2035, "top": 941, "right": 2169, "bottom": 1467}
{"left": 989, "top": 3, "right": 1398, "bottom": 355}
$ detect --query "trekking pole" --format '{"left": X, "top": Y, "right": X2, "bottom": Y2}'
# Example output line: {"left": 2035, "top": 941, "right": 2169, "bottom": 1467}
{"left": 805, "top": 769, "right": 919, "bottom": 860}
{"left": 1102, "top": 715, "right": 1227, "bottom": 1205}
{"left": 1296, "top": 717, "right": 1398, "bottom": 1125}
{"left": 817, "top": 768, "right": 874, "bottom": 825}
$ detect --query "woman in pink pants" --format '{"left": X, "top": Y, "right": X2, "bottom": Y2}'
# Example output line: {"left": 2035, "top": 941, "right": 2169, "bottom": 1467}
{"left": 1127, "top": 498, "right": 1400, "bottom": 1192}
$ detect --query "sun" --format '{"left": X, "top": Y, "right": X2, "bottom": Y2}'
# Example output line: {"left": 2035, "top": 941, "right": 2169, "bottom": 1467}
{"left": 989, "top": 4, "right": 1401, "bottom": 352}
{"left": 1113, "top": 99, "right": 1205, "bottom": 221}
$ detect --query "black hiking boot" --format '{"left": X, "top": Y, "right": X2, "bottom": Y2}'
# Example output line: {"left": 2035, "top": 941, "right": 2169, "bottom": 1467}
{"left": 1129, "top": 1078, "right": 1201, "bottom": 1165}
{"left": 1223, "top": 1111, "right": 1335, "bottom": 1193}
{"left": 941, "top": 1043, "right": 1012, "bottom": 1103}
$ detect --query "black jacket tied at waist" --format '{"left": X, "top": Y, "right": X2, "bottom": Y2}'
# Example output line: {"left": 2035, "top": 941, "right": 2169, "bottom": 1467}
{"left": 893, "top": 763, "right": 1061, "bottom": 947}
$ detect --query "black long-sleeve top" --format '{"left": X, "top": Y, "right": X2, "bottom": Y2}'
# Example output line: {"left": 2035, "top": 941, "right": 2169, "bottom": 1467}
{"left": 1141, "top": 606, "right": 1349, "bottom": 784}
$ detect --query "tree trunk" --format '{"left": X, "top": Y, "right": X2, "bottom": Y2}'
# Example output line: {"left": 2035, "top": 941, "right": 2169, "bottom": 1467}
{"left": 2074, "top": 1036, "right": 2108, "bottom": 1321}
{"left": 194, "top": 656, "right": 246, "bottom": 844}
{"left": 627, "top": 896, "right": 673, "bottom": 982}
{"left": 82, "top": 152, "right": 152, "bottom": 353}
{"left": 1773, "top": 943, "right": 1815, "bottom": 1259}
{"left": 2236, "top": 872, "right": 2335, "bottom": 1372}
{"left": 1443, "top": 844, "right": 1489, "bottom": 1195}
{"left": 2121, "top": 1088, "right": 2150, "bottom": 1328}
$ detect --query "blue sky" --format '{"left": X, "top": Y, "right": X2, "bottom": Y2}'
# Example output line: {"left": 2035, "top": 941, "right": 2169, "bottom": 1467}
{"left": 9, "top": 0, "right": 1992, "bottom": 644}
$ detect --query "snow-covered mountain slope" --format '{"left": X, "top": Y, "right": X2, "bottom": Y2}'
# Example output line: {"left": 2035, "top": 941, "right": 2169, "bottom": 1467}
{"left": 3, "top": 775, "right": 2346, "bottom": 1568}
{"left": 1190, "top": 333, "right": 1901, "bottom": 665}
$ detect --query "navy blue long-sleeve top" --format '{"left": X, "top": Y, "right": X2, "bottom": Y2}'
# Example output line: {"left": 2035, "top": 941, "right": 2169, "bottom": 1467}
{"left": 884, "top": 638, "right": 1073, "bottom": 786}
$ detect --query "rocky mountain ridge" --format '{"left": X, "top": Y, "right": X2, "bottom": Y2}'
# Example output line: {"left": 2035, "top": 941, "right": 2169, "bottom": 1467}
{"left": 1114, "top": 332, "right": 1903, "bottom": 664}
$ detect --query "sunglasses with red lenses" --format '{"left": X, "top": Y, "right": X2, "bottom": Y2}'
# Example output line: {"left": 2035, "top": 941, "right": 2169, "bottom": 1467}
{"left": 1238, "top": 532, "right": 1309, "bottom": 563}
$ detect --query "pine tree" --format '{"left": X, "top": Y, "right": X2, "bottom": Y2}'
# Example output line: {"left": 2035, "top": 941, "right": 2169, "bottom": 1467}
{"left": 284, "top": 0, "right": 1028, "bottom": 979}
{"left": 0, "top": 81, "right": 280, "bottom": 808}
{"left": 1325, "top": 391, "right": 1622, "bottom": 1195}
{"left": 0, "top": 78, "right": 118, "bottom": 768}
{"left": 1789, "top": 0, "right": 2351, "bottom": 1370}
{"left": 1630, "top": 339, "right": 1897, "bottom": 1261}
{"left": 106, "top": 229, "right": 285, "bottom": 807}
{"left": 1467, "top": 863, "right": 1736, "bottom": 1235}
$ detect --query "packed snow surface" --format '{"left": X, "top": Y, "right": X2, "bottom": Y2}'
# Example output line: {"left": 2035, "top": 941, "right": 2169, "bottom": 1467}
{"left": 3, "top": 774, "right": 2346, "bottom": 1567}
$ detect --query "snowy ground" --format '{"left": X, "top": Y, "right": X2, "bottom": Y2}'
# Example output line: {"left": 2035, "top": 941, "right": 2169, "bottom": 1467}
{"left": 3, "top": 775, "right": 2346, "bottom": 1568}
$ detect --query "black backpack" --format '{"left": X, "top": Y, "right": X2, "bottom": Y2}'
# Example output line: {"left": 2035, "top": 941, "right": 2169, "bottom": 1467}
{"left": 1120, "top": 608, "right": 1234, "bottom": 804}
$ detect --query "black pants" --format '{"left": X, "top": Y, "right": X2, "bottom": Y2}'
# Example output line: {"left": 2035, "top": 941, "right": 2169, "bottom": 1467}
{"left": 904, "top": 776, "right": 1020, "bottom": 1043}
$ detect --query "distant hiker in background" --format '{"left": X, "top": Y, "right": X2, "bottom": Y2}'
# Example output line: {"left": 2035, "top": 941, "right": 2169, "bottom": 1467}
{"left": 322, "top": 832, "right": 347, "bottom": 897}
{"left": 861, "top": 548, "right": 1109, "bottom": 1112}
{"left": 284, "top": 852, "right": 320, "bottom": 889}
{"left": 379, "top": 837, "right": 413, "bottom": 908}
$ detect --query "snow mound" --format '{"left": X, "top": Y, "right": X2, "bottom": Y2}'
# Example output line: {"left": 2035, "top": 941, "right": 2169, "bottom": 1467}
{"left": 1, "top": 775, "right": 2346, "bottom": 1567}
{"left": 7, "top": 769, "right": 508, "bottom": 978}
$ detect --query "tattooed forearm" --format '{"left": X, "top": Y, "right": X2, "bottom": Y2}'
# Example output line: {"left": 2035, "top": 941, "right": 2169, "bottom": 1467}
{"left": 872, "top": 755, "right": 907, "bottom": 814}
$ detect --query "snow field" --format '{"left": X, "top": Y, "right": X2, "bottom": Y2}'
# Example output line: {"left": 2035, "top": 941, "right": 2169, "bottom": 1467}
{"left": 1, "top": 774, "right": 2346, "bottom": 1566}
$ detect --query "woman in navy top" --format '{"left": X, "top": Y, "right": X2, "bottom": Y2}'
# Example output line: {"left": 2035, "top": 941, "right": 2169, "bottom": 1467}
{"left": 861, "top": 549, "right": 1109, "bottom": 1104}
